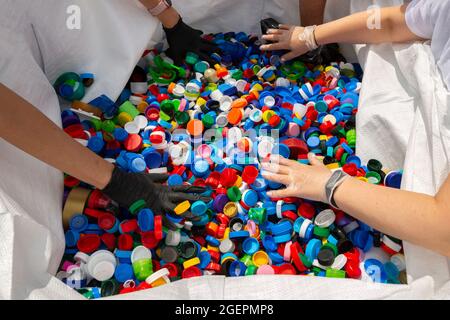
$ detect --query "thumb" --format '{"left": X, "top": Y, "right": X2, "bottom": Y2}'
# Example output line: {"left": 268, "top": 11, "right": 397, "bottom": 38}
{"left": 308, "top": 152, "right": 324, "bottom": 167}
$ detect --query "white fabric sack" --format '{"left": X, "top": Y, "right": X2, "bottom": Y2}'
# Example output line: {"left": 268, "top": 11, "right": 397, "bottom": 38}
{"left": 0, "top": 0, "right": 448, "bottom": 300}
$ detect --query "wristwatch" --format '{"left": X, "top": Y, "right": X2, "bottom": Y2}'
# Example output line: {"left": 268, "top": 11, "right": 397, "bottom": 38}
{"left": 325, "top": 170, "right": 349, "bottom": 209}
{"left": 148, "top": 0, "right": 172, "bottom": 16}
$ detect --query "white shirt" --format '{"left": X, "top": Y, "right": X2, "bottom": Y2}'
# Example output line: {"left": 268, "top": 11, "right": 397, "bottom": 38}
{"left": 405, "top": 0, "right": 450, "bottom": 89}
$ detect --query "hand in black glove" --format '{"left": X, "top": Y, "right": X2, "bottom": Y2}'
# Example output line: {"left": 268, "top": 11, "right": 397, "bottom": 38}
{"left": 102, "top": 166, "right": 211, "bottom": 216}
{"left": 164, "top": 17, "right": 218, "bottom": 66}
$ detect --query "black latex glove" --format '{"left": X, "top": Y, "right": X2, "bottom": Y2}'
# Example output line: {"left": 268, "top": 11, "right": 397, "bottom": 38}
{"left": 164, "top": 17, "right": 218, "bottom": 66}
{"left": 102, "top": 166, "right": 211, "bottom": 216}
{"left": 299, "top": 43, "right": 347, "bottom": 65}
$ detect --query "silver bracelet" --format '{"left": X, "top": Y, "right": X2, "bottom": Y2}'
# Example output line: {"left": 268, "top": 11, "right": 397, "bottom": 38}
{"left": 299, "top": 25, "right": 319, "bottom": 51}
{"left": 324, "top": 170, "right": 349, "bottom": 209}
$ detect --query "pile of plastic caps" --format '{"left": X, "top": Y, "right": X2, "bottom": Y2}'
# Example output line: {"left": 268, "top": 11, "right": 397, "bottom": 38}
{"left": 56, "top": 32, "right": 407, "bottom": 299}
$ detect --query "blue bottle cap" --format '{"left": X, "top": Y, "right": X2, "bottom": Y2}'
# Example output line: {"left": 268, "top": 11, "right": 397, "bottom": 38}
{"left": 138, "top": 208, "right": 154, "bottom": 232}
{"left": 130, "top": 157, "right": 147, "bottom": 173}
{"left": 197, "top": 251, "right": 211, "bottom": 269}
{"left": 242, "top": 237, "right": 260, "bottom": 255}
{"left": 205, "top": 235, "right": 220, "bottom": 247}
{"left": 364, "top": 259, "right": 388, "bottom": 283}
{"left": 229, "top": 260, "right": 247, "bottom": 277}
{"left": 262, "top": 235, "right": 277, "bottom": 252}
{"left": 242, "top": 189, "right": 258, "bottom": 207}
{"left": 305, "top": 238, "right": 322, "bottom": 261}
{"left": 144, "top": 152, "right": 162, "bottom": 169}
{"left": 114, "top": 263, "right": 134, "bottom": 283}
{"left": 167, "top": 174, "right": 183, "bottom": 186}
{"left": 267, "top": 251, "right": 284, "bottom": 264}
{"left": 69, "top": 214, "right": 89, "bottom": 232}
{"left": 229, "top": 231, "right": 250, "bottom": 239}
{"left": 65, "top": 230, "right": 80, "bottom": 248}
{"left": 307, "top": 136, "right": 321, "bottom": 149}
{"left": 271, "top": 220, "right": 293, "bottom": 236}
{"left": 191, "top": 201, "right": 207, "bottom": 216}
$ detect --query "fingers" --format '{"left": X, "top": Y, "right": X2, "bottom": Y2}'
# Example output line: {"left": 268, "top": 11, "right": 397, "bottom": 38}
{"left": 268, "top": 155, "right": 295, "bottom": 167}
{"left": 200, "top": 39, "right": 219, "bottom": 53}
{"left": 260, "top": 162, "right": 290, "bottom": 175}
{"left": 169, "top": 193, "right": 211, "bottom": 203}
{"left": 266, "top": 28, "right": 283, "bottom": 35}
{"left": 197, "top": 51, "right": 216, "bottom": 67}
{"left": 260, "top": 172, "right": 290, "bottom": 185}
{"left": 261, "top": 34, "right": 281, "bottom": 43}
{"left": 260, "top": 42, "right": 287, "bottom": 52}
{"left": 162, "top": 215, "right": 178, "bottom": 231}
{"left": 308, "top": 152, "right": 324, "bottom": 167}
{"left": 279, "top": 24, "right": 292, "bottom": 30}
{"left": 266, "top": 188, "right": 295, "bottom": 198}
{"left": 281, "top": 51, "right": 301, "bottom": 62}
{"left": 170, "top": 185, "right": 207, "bottom": 194}
{"left": 146, "top": 173, "right": 169, "bottom": 183}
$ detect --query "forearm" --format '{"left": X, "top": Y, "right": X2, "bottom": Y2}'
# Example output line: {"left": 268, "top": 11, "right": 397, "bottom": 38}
{"left": 334, "top": 175, "right": 450, "bottom": 256}
{"left": 300, "top": 0, "right": 326, "bottom": 26}
{"left": 315, "top": 5, "right": 423, "bottom": 46}
{"left": 0, "top": 84, "right": 113, "bottom": 189}
{"left": 139, "top": 0, "right": 180, "bottom": 28}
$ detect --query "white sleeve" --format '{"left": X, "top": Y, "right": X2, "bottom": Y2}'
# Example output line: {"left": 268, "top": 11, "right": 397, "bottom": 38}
{"left": 405, "top": 0, "right": 441, "bottom": 39}
{"left": 0, "top": 26, "right": 62, "bottom": 126}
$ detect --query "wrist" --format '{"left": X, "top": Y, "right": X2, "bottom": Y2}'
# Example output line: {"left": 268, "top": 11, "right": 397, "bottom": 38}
{"left": 314, "top": 24, "right": 327, "bottom": 46}
{"left": 159, "top": 7, "right": 180, "bottom": 29}
{"left": 96, "top": 161, "right": 114, "bottom": 190}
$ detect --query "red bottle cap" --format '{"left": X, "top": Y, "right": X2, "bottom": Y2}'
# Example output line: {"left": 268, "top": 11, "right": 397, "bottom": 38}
{"left": 124, "top": 134, "right": 143, "bottom": 152}
{"left": 98, "top": 213, "right": 116, "bottom": 231}
{"left": 141, "top": 231, "right": 159, "bottom": 249}
{"left": 345, "top": 261, "right": 361, "bottom": 279}
{"left": 154, "top": 215, "right": 163, "bottom": 240}
{"left": 64, "top": 176, "right": 80, "bottom": 188}
{"left": 182, "top": 266, "right": 202, "bottom": 279}
{"left": 120, "top": 219, "right": 138, "bottom": 233}
{"left": 220, "top": 168, "right": 238, "bottom": 187}
{"left": 84, "top": 208, "right": 106, "bottom": 219}
{"left": 136, "top": 281, "right": 152, "bottom": 291}
{"left": 298, "top": 202, "right": 315, "bottom": 220}
{"left": 77, "top": 234, "right": 101, "bottom": 254}
{"left": 118, "top": 234, "right": 134, "bottom": 251}
{"left": 275, "top": 263, "right": 297, "bottom": 275}
{"left": 205, "top": 262, "right": 221, "bottom": 272}
{"left": 101, "top": 233, "right": 116, "bottom": 251}
{"left": 163, "top": 263, "right": 179, "bottom": 278}
{"left": 242, "top": 166, "right": 259, "bottom": 185}
{"left": 87, "top": 189, "right": 110, "bottom": 209}
{"left": 208, "top": 250, "right": 221, "bottom": 263}
{"left": 282, "top": 210, "right": 298, "bottom": 221}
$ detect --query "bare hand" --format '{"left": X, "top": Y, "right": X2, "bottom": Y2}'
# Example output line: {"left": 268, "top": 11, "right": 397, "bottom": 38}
{"left": 260, "top": 25, "right": 309, "bottom": 62}
{"left": 261, "top": 153, "right": 332, "bottom": 202}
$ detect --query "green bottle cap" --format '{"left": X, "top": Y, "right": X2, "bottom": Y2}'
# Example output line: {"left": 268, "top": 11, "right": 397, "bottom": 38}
{"left": 245, "top": 265, "right": 258, "bottom": 276}
{"left": 226, "top": 186, "right": 242, "bottom": 202}
{"left": 186, "top": 52, "right": 199, "bottom": 65}
{"left": 102, "top": 120, "right": 116, "bottom": 133}
{"left": 202, "top": 114, "right": 215, "bottom": 128}
{"left": 314, "top": 226, "right": 330, "bottom": 239}
{"left": 119, "top": 101, "right": 140, "bottom": 119}
{"left": 366, "top": 171, "right": 382, "bottom": 184}
{"left": 248, "top": 208, "right": 267, "bottom": 224}
{"left": 325, "top": 268, "right": 346, "bottom": 278}
{"left": 129, "top": 199, "right": 147, "bottom": 215}
{"left": 132, "top": 258, "right": 153, "bottom": 281}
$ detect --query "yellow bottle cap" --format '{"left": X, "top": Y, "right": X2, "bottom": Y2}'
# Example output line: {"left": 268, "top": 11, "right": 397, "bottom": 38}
{"left": 174, "top": 200, "right": 191, "bottom": 215}
{"left": 183, "top": 257, "right": 201, "bottom": 269}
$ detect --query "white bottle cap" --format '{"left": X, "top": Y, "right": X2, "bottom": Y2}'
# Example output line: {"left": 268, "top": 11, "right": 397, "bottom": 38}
{"left": 314, "top": 209, "right": 336, "bottom": 228}
{"left": 134, "top": 115, "right": 149, "bottom": 129}
{"left": 331, "top": 254, "right": 347, "bottom": 270}
{"left": 131, "top": 245, "right": 152, "bottom": 264}
{"left": 165, "top": 230, "right": 181, "bottom": 246}
{"left": 145, "top": 268, "right": 170, "bottom": 285}
{"left": 124, "top": 122, "right": 140, "bottom": 134}
{"left": 86, "top": 250, "right": 117, "bottom": 281}
{"left": 219, "top": 239, "right": 235, "bottom": 253}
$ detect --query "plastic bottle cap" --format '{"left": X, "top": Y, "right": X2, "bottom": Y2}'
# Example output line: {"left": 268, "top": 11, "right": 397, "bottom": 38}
{"left": 131, "top": 245, "right": 152, "bottom": 264}
{"left": 174, "top": 200, "right": 191, "bottom": 215}
{"left": 314, "top": 209, "right": 336, "bottom": 228}
{"left": 252, "top": 251, "right": 269, "bottom": 267}
{"left": 86, "top": 250, "right": 117, "bottom": 281}
{"left": 256, "top": 265, "right": 275, "bottom": 275}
